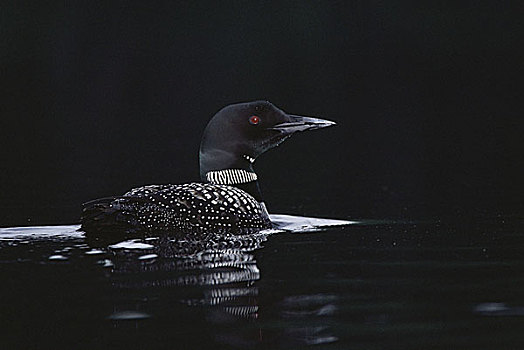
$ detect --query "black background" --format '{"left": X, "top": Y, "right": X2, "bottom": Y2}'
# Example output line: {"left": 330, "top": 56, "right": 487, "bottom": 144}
{"left": 1, "top": 1, "right": 523, "bottom": 226}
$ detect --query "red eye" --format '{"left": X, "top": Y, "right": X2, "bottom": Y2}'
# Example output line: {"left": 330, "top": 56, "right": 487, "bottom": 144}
{"left": 249, "top": 115, "right": 260, "bottom": 125}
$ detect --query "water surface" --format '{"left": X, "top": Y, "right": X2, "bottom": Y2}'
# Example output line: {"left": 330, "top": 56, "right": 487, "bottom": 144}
{"left": 1, "top": 216, "right": 523, "bottom": 349}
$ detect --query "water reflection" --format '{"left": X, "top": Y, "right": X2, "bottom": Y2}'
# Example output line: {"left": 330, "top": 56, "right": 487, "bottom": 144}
{"left": 276, "top": 294, "right": 339, "bottom": 346}
{"left": 6, "top": 220, "right": 524, "bottom": 349}
{"left": 0, "top": 221, "right": 347, "bottom": 349}
{"left": 106, "top": 232, "right": 267, "bottom": 347}
{"left": 104, "top": 231, "right": 339, "bottom": 348}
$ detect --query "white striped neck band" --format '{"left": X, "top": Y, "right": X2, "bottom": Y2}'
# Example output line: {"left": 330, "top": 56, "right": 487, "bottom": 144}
{"left": 205, "top": 169, "right": 258, "bottom": 185}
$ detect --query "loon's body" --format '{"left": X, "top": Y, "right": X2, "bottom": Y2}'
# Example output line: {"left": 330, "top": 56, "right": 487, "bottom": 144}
{"left": 81, "top": 101, "right": 334, "bottom": 236}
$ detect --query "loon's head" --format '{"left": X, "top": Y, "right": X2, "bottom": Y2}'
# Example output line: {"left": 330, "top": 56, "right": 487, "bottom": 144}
{"left": 199, "top": 101, "right": 335, "bottom": 199}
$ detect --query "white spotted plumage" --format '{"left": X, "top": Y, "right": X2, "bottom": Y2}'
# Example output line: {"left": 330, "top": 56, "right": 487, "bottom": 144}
{"left": 115, "top": 182, "right": 271, "bottom": 233}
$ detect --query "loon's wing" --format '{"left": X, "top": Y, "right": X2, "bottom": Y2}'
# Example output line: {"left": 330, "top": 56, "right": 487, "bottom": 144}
{"left": 80, "top": 196, "right": 148, "bottom": 233}
{"left": 81, "top": 183, "right": 272, "bottom": 240}
{"left": 81, "top": 185, "right": 168, "bottom": 227}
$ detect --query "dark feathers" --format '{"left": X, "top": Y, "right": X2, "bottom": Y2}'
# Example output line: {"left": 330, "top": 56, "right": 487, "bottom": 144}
{"left": 81, "top": 183, "right": 272, "bottom": 237}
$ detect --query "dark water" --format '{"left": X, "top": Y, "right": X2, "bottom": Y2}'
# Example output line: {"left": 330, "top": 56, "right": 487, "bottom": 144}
{"left": 1, "top": 217, "right": 524, "bottom": 349}
{"left": 2, "top": 1, "right": 522, "bottom": 348}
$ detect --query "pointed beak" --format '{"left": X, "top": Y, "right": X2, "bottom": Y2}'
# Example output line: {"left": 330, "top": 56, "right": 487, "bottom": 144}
{"left": 270, "top": 115, "right": 336, "bottom": 134}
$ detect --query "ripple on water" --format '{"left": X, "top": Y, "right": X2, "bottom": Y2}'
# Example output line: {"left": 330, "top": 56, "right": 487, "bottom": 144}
{"left": 98, "top": 259, "right": 114, "bottom": 267}
{"left": 107, "top": 311, "right": 151, "bottom": 321}
{"left": 48, "top": 254, "right": 68, "bottom": 261}
{"left": 85, "top": 249, "right": 104, "bottom": 255}
{"left": 474, "top": 302, "right": 524, "bottom": 316}
{"left": 138, "top": 254, "right": 158, "bottom": 260}
{"left": 108, "top": 240, "right": 154, "bottom": 250}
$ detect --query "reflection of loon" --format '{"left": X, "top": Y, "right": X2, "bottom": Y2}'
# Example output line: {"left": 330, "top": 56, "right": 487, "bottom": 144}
{"left": 107, "top": 234, "right": 339, "bottom": 348}
{"left": 109, "top": 233, "right": 268, "bottom": 321}
{"left": 81, "top": 101, "right": 335, "bottom": 235}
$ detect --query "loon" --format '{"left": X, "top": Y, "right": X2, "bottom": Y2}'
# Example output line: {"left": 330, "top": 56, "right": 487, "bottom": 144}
{"left": 81, "top": 101, "right": 335, "bottom": 236}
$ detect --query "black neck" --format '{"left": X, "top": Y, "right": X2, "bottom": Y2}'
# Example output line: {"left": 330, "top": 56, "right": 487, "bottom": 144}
{"left": 200, "top": 143, "right": 261, "bottom": 201}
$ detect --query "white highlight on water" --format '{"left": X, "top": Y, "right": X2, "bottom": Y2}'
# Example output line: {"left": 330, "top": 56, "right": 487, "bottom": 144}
{"left": 99, "top": 259, "right": 114, "bottom": 267}
{"left": 0, "top": 225, "right": 82, "bottom": 240}
{"left": 268, "top": 214, "right": 356, "bottom": 233}
{"left": 138, "top": 254, "right": 158, "bottom": 260}
{"left": 85, "top": 249, "right": 104, "bottom": 255}
{"left": 48, "top": 254, "right": 68, "bottom": 260}
{"left": 109, "top": 240, "right": 154, "bottom": 250}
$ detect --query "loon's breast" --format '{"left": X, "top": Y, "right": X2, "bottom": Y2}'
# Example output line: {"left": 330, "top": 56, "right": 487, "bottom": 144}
{"left": 109, "top": 183, "right": 271, "bottom": 233}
